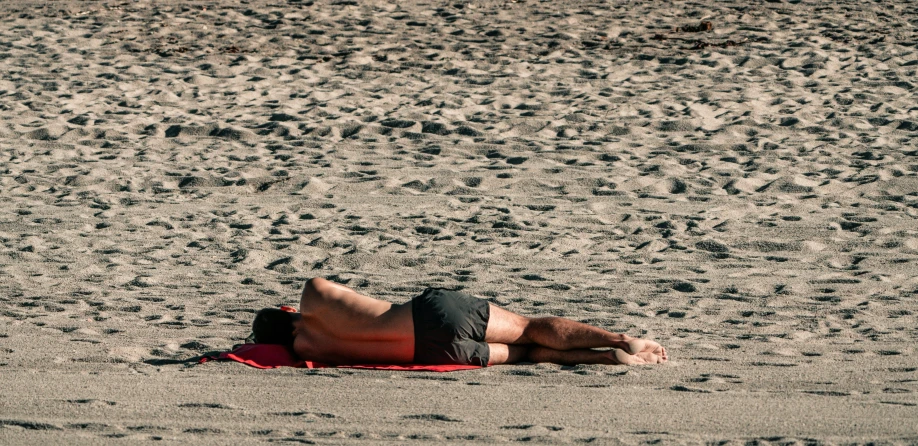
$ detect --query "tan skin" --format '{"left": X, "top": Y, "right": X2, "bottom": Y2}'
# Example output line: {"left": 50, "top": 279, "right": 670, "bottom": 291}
{"left": 290, "top": 278, "right": 667, "bottom": 366}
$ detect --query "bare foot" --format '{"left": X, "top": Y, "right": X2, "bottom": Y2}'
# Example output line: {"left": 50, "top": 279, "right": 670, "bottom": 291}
{"left": 636, "top": 350, "right": 666, "bottom": 364}
{"left": 612, "top": 349, "right": 646, "bottom": 365}
{"left": 624, "top": 339, "right": 667, "bottom": 361}
{"left": 611, "top": 348, "right": 668, "bottom": 365}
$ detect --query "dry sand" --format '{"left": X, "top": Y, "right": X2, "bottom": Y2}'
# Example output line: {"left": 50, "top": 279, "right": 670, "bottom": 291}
{"left": 1, "top": 0, "right": 917, "bottom": 443}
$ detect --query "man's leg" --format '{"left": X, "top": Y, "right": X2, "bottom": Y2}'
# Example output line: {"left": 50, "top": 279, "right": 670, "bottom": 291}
{"left": 485, "top": 305, "right": 667, "bottom": 360}
{"left": 486, "top": 343, "right": 528, "bottom": 366}
{"left": 487, "top": 343, "right": 660, "bottom": 366}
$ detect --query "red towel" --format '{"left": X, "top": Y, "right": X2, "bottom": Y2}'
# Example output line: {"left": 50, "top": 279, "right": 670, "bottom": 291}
{"left": 200, "top": 343, "right": 482, "bottom": 372}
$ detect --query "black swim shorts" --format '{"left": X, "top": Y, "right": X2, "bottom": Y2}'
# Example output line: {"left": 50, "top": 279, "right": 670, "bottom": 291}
{"left": 412, "top": 288, "right": 490, "bottom": 367}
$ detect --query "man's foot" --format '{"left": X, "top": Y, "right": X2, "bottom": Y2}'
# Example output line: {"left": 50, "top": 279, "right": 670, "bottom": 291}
{"left": 624, "top": 339, "right": 668, "bottom": 361}
{"left": 612, "top": 349, "right": 644, "bottom": 365}
{"left": 635, "top": 350, "right": 666, "bottom": 364}
{"left": 611, "top": 347, "right": 667, "bottom": 365}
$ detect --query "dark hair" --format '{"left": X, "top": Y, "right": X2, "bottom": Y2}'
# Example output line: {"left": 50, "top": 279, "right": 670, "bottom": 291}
{"left": 252, "top": 308, "right": 295, "bottom": 345}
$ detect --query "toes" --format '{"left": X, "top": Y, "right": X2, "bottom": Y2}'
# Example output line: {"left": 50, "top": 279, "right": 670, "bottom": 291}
{"left": 634, "top": 351, "right": 666, "bottom": 364}
{"left": 644, "top": 340, "right": 664, "bottom": 355}
{"left": 617, "top": 342, "right": 668, "bottom": 365}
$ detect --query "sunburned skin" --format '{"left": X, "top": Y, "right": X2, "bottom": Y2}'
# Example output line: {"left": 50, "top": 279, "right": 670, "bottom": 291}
{"left": 287, "top": 278, "right": 668, "bottom": 366}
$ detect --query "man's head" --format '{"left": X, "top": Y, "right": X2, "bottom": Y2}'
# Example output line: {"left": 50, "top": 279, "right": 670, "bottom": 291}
{"left": 252, "top": 307, "right": 297, "bottom": 346}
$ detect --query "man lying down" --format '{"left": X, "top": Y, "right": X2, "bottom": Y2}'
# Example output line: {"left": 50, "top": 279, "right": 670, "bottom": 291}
{"left": 252, "top": 278, "right": 667, "bottom": 367}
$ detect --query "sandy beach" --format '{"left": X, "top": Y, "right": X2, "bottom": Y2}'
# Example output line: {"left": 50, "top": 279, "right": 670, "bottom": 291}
{"left": 1, "top": 0, "right": 917, "bottom": 443}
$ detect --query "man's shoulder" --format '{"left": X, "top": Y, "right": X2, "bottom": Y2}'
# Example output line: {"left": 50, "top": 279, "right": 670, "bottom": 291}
{"left": 301, "top": 277, "right": 384, "bottom": 312}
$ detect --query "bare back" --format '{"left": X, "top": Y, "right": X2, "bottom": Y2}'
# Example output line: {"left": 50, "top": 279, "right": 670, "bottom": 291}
{"left": 292, "top": 278, "right": 415, "bottom": 364}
